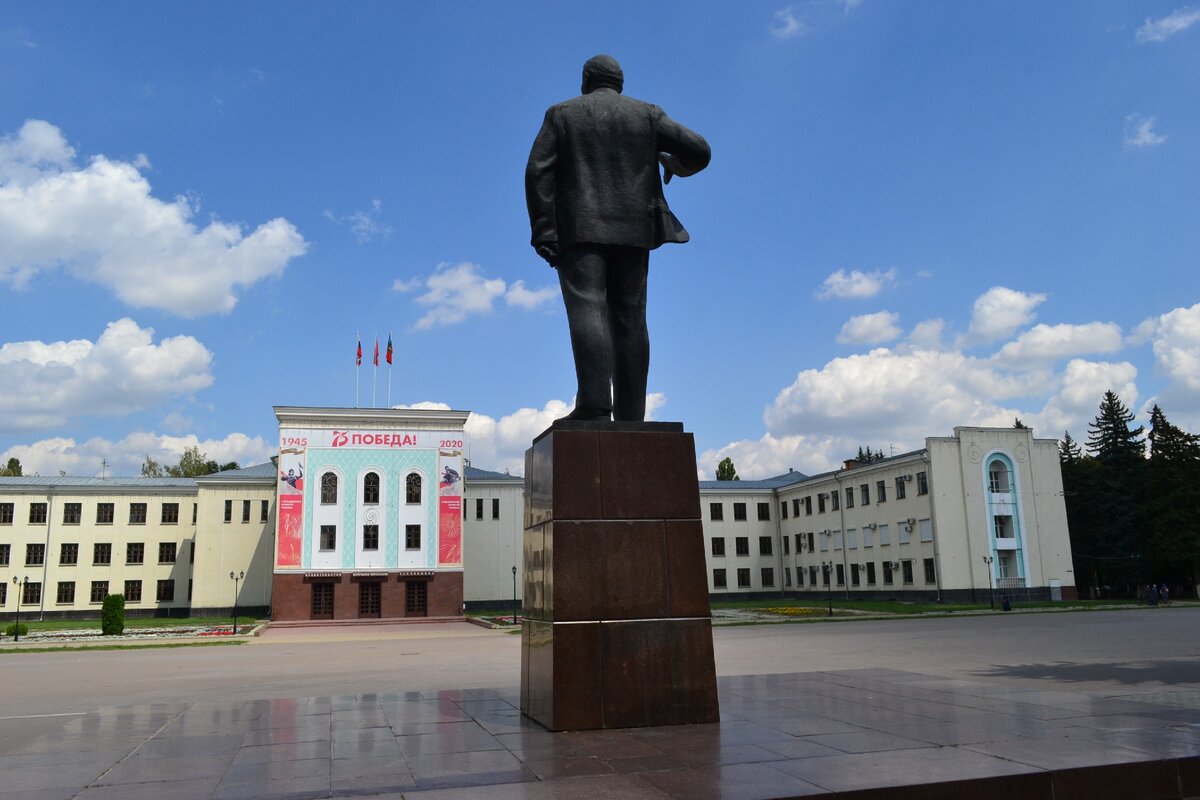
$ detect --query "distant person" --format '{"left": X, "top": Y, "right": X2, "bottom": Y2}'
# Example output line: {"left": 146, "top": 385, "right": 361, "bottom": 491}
{"left": 1001, "top": 594, "right": 1011, "bottom": 612}
{"left": 1147, "top": 584, "right": 1159, "bottom": 607}
{"left": 1160, "top": 583, "right": 1170, "bottom": 606}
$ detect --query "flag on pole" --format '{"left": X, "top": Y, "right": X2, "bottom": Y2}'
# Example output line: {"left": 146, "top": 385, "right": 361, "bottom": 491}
{"left": 356, "top": 338, "right": 362, "bottom": 366}
{"left": 373, "top": 336, "right": 379, "bottom": 366}
{"left": 385, "top": 334, "right": 393, "bottom": 365}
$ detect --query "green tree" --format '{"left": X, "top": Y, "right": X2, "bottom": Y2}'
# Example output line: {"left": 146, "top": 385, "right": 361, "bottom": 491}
{"left": 141, "top": 455, "right": 164, "bottom": 477}
{"left": 219, "top": 461, "right": 240, "bottom": 472}
{"left": 0, "top": 457, "right": 22, "bottom": 476}
{"left": 715, "top": 457, "right": 739, "bottom": 481}
{"left": 1144, "top": 405, "right": 1200, "bottom": 585}
{"left": 1086, "top": 390, "right": 1145, "bottom": 462}
{"left": 1059, "top": 431, "right": 1083, "bottom": 465}
{"left": 1148, "top": 405, "right": 1200, "bottom": 462}
{"left": 1013, "top": 417, "right": 1028, "bottom": 429}
{"left": 854, "top": 446, "right": 885, "bottom": 464}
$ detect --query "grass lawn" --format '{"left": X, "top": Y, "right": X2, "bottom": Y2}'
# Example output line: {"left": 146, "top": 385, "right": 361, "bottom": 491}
{"left": 12, "top": 615, "right": 263, "bottom": 633}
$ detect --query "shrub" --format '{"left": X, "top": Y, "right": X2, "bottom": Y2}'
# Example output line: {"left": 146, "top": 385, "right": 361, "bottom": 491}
{"left": 101, "top": 594, "right": 125, "bottom": 636}
{"left": 5, "top": 622, "right": 28, "bottom": 637}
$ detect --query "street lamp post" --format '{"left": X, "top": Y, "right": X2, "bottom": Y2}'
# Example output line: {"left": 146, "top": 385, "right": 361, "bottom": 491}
{"left": 822, "top": 561, "right": 833, "bottom": 617}
{"left": 11, "top": 576, "right": 25, "bottom": 642}
{"left": 511, "top": 565, "right": 518, "bottom": 625}
{"left": 981, "top": 556, "right": 995, "bottom": 610}
{"left": 229, "top": 571, "right": 244, "bottom": 635}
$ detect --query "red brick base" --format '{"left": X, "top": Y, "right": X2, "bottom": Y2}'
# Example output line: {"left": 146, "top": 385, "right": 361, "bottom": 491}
{"left": 271, "top": 571, "right": 463, "bottom": 621}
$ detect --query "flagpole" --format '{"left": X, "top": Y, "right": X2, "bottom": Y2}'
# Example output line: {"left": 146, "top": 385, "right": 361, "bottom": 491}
{"left": 387, "top": 333, "right": 393, "bottom": 408}
{"left": 355, "top": 331, "right": 360, "bottom": 408}
{"left": 372, "top": 335, "right": 378, "bottom": 409}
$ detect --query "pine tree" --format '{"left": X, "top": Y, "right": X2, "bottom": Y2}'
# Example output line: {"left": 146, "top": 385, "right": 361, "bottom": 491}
{"left": 1144, "top": 405, "right": 1200, "bottom": 585}
{"left": 1149, "top": 405, "right": 1200, "bottom": 462}
{"left": 1086, "top": 390, "right": 1145, "bottom": 462}
{"left": 1059, "top": 431, "right": 1083, "bottom": 465}
{"left": 1013, "top": 417, "right": 1028, "bottom": 429}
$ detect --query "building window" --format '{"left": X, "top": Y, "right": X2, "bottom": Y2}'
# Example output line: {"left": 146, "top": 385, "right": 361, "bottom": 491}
{"left": 22, "top": 581, "right": 42, "bottom": 605}
{"left": 810, "top": 565, "right": 819, "bottom": 586}
{"left": 876, "top": 480, "right": 886, "bottom": 503}
{"left": 30, "top": 502, "right": 47, "bottom": 524}
{"left": 808, "top": 532, "right": 815, "bottom": 552}
{"left": 994, "top": 515, "right": 1013, "bottom": 539}
{"left": 158, "top": 542, "right": 177, "bottom": 564}
{"left": 26, "top": 543, "right": 45, "bottom": 566}
{"left": 735, "top": 536, "right": 749, "bottom": 556}
{"left": 916, "top": 471, "right": 928, "bottom": 495}
{"left": 861, "top": 484, "right": 870, "bottom": 505}
{"left": 476, "top": 498, "right": 484, "bottom": 519}
{"left": 0, "top": 543, "right": 8, "bottom": 566}
{"left": 831, "top": 491, "right": 840, "bottom": 511}
{"left": 224, "top": 499, "right": 233, "bottom": 522}
{"left": 819, "top": 532, "right": 829, "bottom": 552}
{"left": 851, "top": 564, "right": 860, "bottom": 586}
{"left": 406, "top": 524, "right": 421, "bottom": 550}
{"left": 863, "top": 526, "right": 874, "bottom": 548}
{"left": 866, "top": 562, "right": 877, "bottom": 585}
{"left": 901, "top": 560, "right": 914, "bottom": 584}
{"left": 406, "top": 473, "right": 422, "bottom": 504}
{"left": 63, "top": 502, "right": 82, "bottom": 524}
{"left": 761, "top": 568, "right": 775, "bottom": 587}
{"left": 57, "top": 581, "right": 75, "bottom": 604}
{"left": 93, "top": 543, "right": 111, "bottom": 565}
{"left": 242, "top": 500, "right": 251, "bottom": 523}
{"left": 320, "top": 525, "right": 336, "bottom": 551}
{"left": 792, "top": 499, "right": 801, "bottom": 517}
{"left": 785, "top": 567, "right": 792, "bottom": 587}
{"left": 895, "top": 476, "right": 907, "bottom": 500}
{"left": 833, "top": 530, "right": 843, "bottom": 550}
{"left": 363, "top": 524, "right": 379, "bottom": 550}
{"left": 713, "top": 568, "right": 727, "bottom": 588}
{"left": 836, "top": 564, "right": 845, "bottom": 586}
{"left": 822, "top": 565, "right": 830, "bottom": 586}
{"left": 883, "top": 561, "right": 894, "bottom": 585}
{"left": 188, "top": 580, "right": 193, "bottom": 601}
{"left": 710, "top": 502, "right": 723, "bottom": 521}
{"left": 757, "top": 502, "right": 770, "bottom": 521}
{"left": 804, "top": 496, "right": 813, "bottom": 515}
{"left": 260, "top": 500, "right": 269, "bottom": 522}
{"left": 158, "top": 503, "right": 178, "bottom": 524}
{"left": 60, "top": 543, "right": 78, "bottom": 565}
{"left": 189, "top": 541, "right": 195, "bottom": 564}
{"left": 0, "top": 502, "right": 12, "bottom": 524}
{"left": 878, "top": 523, "right": 890, "bottom": 546}
{"left": 988, "top": 463, "right": 1012, "bottom": 493}
{"left": 126, "top": 543, "right": 144, "bottom": 565}
{"left": 845, "top": 487, "right": 854, "bottom": 508}
{"left": 818, "top": 494, "right": 826, "bottom": 514}
{"left": 193, "top": 503, "right": 198, "bottom": 524}
{"left": 405, "top": 581, "right": 427, "bottom": 615}
{"left": 783, "top": 536, "right": 790, "bottom": 555}
{"left": 90, "top": 581, "right": 108, "bottom": 603}
{"left": 711, "top": 537, "right": 726, "bottom": 557}
{"left": 155, "top": 579, "right": 175, "bottom": 603}
{"left": 758, "top": 536, "right": 772, "bottom": 556}
{"left": 924, "top": 558, "right": 936, "bottom": 584}
{"left": 321, "top": 472, "right": 338, "bottom": 505}
{"left": 733, "top": 502, "right": 747, "bottom": 521}
{"left": 492, "top": 498, "right": 500, "bottom": 520}
{"left": 737, "top": 568, "right": 751, "bottom": 588}
{"left": 363, "top": 472, "right": 380, "bottom": 504}
{"left": 899, "top": 522, "right": 912, "bottom": 545}
{"left": 129, "top": 503, "right": 147, "bottom": 524}
{"left": 781, "top": 501, "right": 788, "bottom": 519}
{"left": 847, "top": 529, "right": 858, "bottom": 549}
{"left": 124, "top": 580, "right": 142, "bottom": 603}
{"left": 919, "top": 518, "right": 934, "bottom": 543}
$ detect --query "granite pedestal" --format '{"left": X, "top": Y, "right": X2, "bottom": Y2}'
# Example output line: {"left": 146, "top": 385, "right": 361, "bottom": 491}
{"left": 520, "top": 421, "right": 720, "bottom": 731}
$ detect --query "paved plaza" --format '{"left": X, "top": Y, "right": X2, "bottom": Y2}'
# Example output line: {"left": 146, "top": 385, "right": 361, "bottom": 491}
{"left": 2, "top": 607, "right": 1199, "bottom": 798}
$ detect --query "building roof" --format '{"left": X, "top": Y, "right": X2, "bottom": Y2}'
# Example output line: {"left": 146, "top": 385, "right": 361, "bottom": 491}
{"left": 464, "top": 465, "right": 523, "bottom": 482}
{"left": 699, "top": 470, "right": 810, "bottom": 491}
{"left": 193, "top": 462, "right": 278, "bottom": 483}
{"left": 0, "top": 475, "right": 196, "bottom": 490}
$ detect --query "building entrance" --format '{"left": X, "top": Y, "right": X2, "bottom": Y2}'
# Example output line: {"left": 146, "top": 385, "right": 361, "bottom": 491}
{"left": 359, "top": 582, "right": 382, "bottom": 618}
{"left": 311, "top": 583, "right": 334, "bottom": 619}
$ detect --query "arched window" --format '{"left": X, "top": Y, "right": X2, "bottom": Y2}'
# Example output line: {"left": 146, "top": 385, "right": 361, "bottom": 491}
{"left": 406, "top": 473, "right": 422, "bottom": 505}
{"left": 320, "top": 472, "right": 338, "bottom": 505}
{"left": 987, "top": 459, "right": 1012, "bottom": 493}
{"left": 363, "top": 472, "right": 380, "bottom": 504}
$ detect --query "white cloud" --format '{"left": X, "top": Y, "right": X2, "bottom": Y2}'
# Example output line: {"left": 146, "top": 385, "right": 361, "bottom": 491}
{"left": 323, "top": 198, "right": 393, "bottom": 243}
{"left": 958, "top": 286, "right": 1046, "bottom": 347}
{"left": 837, "top": 311, "right": 901, "bottom": 345}
{"left": 770, "top": 6, "right": 807, "bottom": 39}
{"left": 0, "top": 318, "right": 213, "bottom": 431}
{"left": 1124, "top": 114, "right": 1167, "bottom": 148}
{"left": 1136, "top": 303, "right": 1200, "bottom": 423}
{"left": 504, "top": 280, "right": 558, "bottom": 311}
{"left": 1136, "top": 6, "right": 1200, "bottom": 42}
{"left": 401, "top": 262, "right": 556, "bottom": 329}
{"left": 699, "top": 433, "right": 841, "bottom": 480}
{"left": 1032, "top": 359, "right": 1139, "bottom": 437}
{"left": 995, "top": 322, "right": 1124, "bottom": 363}
{"left": 908, "top": 319, "right": 945, "bottom": 350}
{"left": 840, "top": 0, "right": 864, "bottom": 9}
{"left": 0, "top": 120, "right": 308, "bottom": 316}
{"left": 816, "top": 268, "right": 897, "bottom": 300}
{"left": 1, "top": 431, "right": 272, "bottom": 478}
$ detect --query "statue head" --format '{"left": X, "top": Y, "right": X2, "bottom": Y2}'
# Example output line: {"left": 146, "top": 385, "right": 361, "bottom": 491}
{"left": 581, "top": 54, "right": 623, "bottom": 95}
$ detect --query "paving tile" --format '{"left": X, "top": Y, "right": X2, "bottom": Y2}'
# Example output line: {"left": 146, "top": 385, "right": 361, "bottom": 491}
{"left": 133, "top": 732, "right": 246, "bottom": 757}
{"left": 222, "top": 755, "right": 330, "bottom": 783}
{"left": 522, "top": 754, "right": 617, "bottom": 780}
{"left": 963, "top": 733, "right": 1163, "bottom": 770}
{"left": 332, "top": 728, "right": 402, "bottom": 760}
{"left": 640, "top": 761, "right": 829, "bottom": 799}
{"left": 212, "top": 773, "right": 331, "bottom": 800}
{"left": 396, "top": 721, "right": 505, "bottom": 756}
{"left": 76, "top": 777, "right": 221, "bottom": 800}
{"left": 95, "top": 753, "right": 234, "bottom": 785}
{"left": 232, "top": 739, "right": 330, "bottom": 763}
{"left": 400, "top": 772, "right": 673, "bottom": 799}
{"left": 244, "top": 725, "right": 331, "bottom": 746}
{"left": 757, "top": 738, "right": 846, "bottom": 759}
{"left": 406, "top": 748, "right": 537, "bottom": 789}
{"left": 773, "top": 746, "right": 1042, "bottom": 793}
{"left": 807, "top": 730, "right": 935, "bottom": 755}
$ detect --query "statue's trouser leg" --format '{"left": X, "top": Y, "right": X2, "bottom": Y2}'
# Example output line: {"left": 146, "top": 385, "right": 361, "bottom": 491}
{"left": 558, "top": 245, "right": 615, "bottom": 418}
{"left": 606, "top": 247, "right": 649, "bottom": 422}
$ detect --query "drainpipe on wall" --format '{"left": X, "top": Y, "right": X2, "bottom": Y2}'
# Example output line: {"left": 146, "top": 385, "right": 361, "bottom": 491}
{"left": 923, "top": 453, "right": 943, "bottom": 603}
{"left": 40, "top": 492, "right": 53, "bottom": 621}
{"left": 834, "top": 472, "right": 849, "bottom": 600}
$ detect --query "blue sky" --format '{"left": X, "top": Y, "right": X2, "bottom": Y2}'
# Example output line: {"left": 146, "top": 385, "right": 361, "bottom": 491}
{"left": 1, "top": 1, "right": 1197, "bottom": 479}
